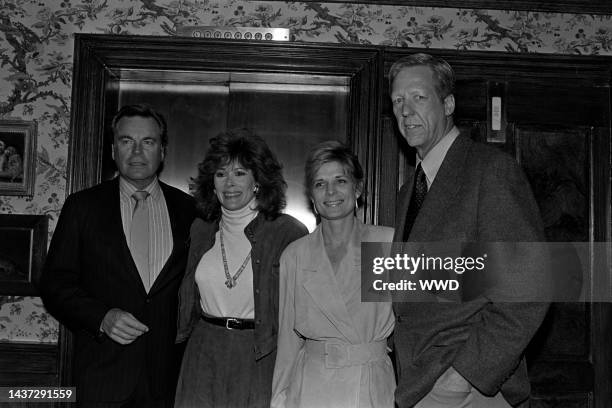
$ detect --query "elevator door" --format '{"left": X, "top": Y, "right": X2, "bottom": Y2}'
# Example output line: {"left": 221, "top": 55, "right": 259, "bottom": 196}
{"left": 105, "top": 70, "right": 350, "bottom": 231}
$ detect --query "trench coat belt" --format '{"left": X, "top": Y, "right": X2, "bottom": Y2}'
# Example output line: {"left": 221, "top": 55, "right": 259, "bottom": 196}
{"left": 304, "top": 339, "right": 388, "bottom": 369}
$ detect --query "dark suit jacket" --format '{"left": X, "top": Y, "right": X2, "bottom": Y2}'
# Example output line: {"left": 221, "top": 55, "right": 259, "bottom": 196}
{"left": 40, "top": 178, "right": 196, "bottom": 402}
{"left": 392, "top": 134, "right": 549, "bottom": 407}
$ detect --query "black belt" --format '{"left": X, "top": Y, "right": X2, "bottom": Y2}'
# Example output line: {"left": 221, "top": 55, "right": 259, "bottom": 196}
{"left": 200, "top": 313, "right": 255, "bottom": 330}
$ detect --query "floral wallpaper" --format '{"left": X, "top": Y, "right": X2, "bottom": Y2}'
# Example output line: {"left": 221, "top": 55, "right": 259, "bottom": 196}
{"left": 0, "top": 295, "right": 58, "bottom": 342}
{"left": 0, "top": 0, "right": 611, "bottom": 343}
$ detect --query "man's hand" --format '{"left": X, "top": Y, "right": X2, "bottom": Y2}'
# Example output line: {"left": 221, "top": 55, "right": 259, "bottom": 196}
{"left": 436, "top": 366, "right": 471, "bottom": 392}
{"left": 414, "top": 366, "right": 472, "bottom": 408}
{"left": 101, "top": 308, "right": 149, "bottom": 345}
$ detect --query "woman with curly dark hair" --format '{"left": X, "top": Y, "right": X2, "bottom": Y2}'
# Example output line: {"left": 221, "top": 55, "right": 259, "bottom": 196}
{"left": 175, "top": 128, "right": 308, "bottom": 408}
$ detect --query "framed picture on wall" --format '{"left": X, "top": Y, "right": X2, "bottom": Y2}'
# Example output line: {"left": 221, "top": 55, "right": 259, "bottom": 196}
{"left": 0, "top": 215, "right": 48, "bottom": 295}
{"left": 0, "top": 119, "right": 37, "bottom": 196}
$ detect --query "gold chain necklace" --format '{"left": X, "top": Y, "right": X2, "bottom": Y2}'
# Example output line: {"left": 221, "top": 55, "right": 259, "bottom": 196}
{"left": 219, "top": 220, "right": 251, "bottom": 289}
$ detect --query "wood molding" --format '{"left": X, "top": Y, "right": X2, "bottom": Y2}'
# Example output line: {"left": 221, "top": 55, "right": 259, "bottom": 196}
{"left": 66, "top": 33, "right": 383, "bottom": 385}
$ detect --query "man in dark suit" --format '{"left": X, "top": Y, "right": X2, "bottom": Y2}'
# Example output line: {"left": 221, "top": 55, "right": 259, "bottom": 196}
{"left": 41, "top": 104, "right": 195, "bottom": 407}
{"left": 389, "top": 53, "right": 549, "bottom": 407}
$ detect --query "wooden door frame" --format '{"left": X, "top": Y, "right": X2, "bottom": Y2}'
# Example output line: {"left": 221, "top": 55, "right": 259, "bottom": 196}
{"left": 64, "top": 33, "right": 383, "bottom": 389}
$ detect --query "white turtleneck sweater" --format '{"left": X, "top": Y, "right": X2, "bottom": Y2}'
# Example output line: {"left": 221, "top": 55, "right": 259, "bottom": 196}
{"left": 196, "top": 200, "right": 258, "bottom": 319}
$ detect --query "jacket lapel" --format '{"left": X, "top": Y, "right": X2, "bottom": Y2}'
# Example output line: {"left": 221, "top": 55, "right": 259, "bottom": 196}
{"left": 393, "top": 167, "right": 416, "bottom": 243}
{"left": 149, "top": 182, "right": 190, "bottom": 295}
{"left": 302, "top": 226, "right": 361, "bottom": 343}
{"left": 409, "top": 135, "right": 471, "bottom": 241}
{"left": 105, "top": 178, "right": 149, "bottom": 295}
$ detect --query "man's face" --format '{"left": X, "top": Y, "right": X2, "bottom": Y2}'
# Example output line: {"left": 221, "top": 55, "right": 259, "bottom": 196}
{"left": 112, "top": 116, "right": 165, "bottom": 189}
{"left": 390, "top": 65, "right": 455, "bottom": 159}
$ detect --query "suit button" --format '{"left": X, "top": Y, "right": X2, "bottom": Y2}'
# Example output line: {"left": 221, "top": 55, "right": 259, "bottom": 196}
{"left": 255, "top": 289, "right": 260, "bottom": 294}
{"left": 255, "top": 259, "right": 260, "bottom": 264}
{"left": 256, "top": 319, "right": 261, "bottom": 324}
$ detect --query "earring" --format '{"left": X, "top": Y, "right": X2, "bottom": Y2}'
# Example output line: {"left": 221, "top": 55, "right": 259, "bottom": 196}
{"left": 253, "top": 185, "right": 259, "bottom": 194}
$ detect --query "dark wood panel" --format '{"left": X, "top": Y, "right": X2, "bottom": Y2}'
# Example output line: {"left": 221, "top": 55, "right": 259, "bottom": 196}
{"left": 529, "top": 362, "right": 593, "bottom": 394}
{"left": 531, "top": 304, "right": 589, "bottom": 359}
{"left": 592, "top": 303, "right": 612, "bottom": 406}
{"left": 0, "top": 343, "right": 58, "bottom": 386}
{"left": 591, "top": 126, "right": 612, "bottom": 406}
{"left": 508, "top": 84, "right": 610, "bottom": 127}
{"left": 0, "top": 402, "right": 57, "bottom": 408}
{"left": 454, "top": 79, "right": 487, "bottom": 122}
{"left": 0, "top": 372, "right": 58, "bottom": 386}
{"left": 514, "top": 124, "right": 594, "bottom": 401}
{"left": 377, "top": 115, "right": 401, "bottom": 227}
{"left": 531, "top": 395, "right": 591, "bottom": 408}
{"left": 515, "top": 126, "right": 590, "bottom": 242}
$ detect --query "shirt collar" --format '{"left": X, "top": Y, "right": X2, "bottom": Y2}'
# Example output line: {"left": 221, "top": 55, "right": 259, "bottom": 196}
{"left": 119, "top": 176, "right": 162, "bottom": 201}
{"left": 417, "top": 126, "right": 460, "bottom": 188}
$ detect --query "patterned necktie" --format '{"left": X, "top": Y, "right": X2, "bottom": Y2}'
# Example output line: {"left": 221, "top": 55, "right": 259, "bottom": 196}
{"left": 402, "top": 163, "right": 428, "bottom": 241}
{"left": 131, "top": 190, "right": 150, "bottom": 292}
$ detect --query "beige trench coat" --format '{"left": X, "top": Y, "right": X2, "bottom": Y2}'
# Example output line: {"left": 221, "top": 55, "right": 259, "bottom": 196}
{"left": 272, "top": 219, "right": 395, "bottom": 408}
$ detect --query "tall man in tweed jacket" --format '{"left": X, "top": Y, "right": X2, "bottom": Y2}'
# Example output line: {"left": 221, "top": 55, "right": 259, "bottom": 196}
{"left": 389, "top": 53, "right": 549, "bottom": 408}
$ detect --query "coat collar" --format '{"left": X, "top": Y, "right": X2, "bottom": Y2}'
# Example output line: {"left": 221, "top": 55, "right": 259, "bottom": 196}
{"left": 148, "top": 181, "right": 191, "bottom": 294}
{"left": 396, "top": 134, "right": 472, "bottom": 242}
{"left": 188, "top": 212, "right": 268, "bottom": 256}
{"left": 104, "top": 178, "right": 145, "bottom": 293}
{"left": 301, "top": 218, "right": 364, "bottom": 343}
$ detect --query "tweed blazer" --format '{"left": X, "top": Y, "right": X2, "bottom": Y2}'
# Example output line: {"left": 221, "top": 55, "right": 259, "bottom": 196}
{"left": 392, "top": 134, "right": 549, "bottom": 407}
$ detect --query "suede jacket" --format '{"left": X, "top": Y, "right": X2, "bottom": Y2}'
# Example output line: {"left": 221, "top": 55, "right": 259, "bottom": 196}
{"left": 176, "top": 212, "right": 307, "bottom": 359}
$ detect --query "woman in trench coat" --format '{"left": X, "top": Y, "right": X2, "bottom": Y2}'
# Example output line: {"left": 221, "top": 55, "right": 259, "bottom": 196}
{"left": 271, "top": 141, "right": 396, "bottom": 408}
